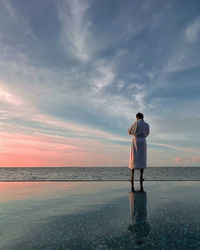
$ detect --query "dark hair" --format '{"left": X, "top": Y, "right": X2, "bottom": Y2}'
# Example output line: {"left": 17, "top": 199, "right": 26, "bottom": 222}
{"left": 136, "top": 112, "right": 144, "bottom": 119}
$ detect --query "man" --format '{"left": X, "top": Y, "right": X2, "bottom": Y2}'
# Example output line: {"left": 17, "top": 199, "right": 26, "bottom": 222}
{"left": 128, "top": 112, "right": 150, "bottom": 182}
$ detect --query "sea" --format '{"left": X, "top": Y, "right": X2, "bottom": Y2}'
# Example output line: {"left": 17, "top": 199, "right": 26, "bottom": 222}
{"left": 0, "top": 167, "right": 199, "bottom": 181}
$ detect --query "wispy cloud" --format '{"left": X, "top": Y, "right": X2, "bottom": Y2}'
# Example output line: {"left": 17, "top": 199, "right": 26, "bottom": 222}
{"left": 173, "top": 156, "right": 200, "bottom": 164}
{"left": 0, "top": 131, "right": 128, "bottom": 167}
{"left": 58, "top": 0, "right": 92, "bottom": 62}
{"left": 185, "top": 16, "right": 200, "bottom": 43}
{"left": 150, "top": 142, "right": 200, "bottom": 154}
{"left": 0, "top": 85, "right": 22, "bottom": 106}
{"left": 0, "top": 82, "right": 129, "bottom": 143}
{"left": 2, "top": 0, "right": 36, "bottom": 41}
{"left": 90, "top": 61, "right": 115, "bottom": 92}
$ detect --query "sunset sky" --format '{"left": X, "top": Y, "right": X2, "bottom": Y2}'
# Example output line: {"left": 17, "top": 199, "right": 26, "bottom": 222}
{"left": 0, "top": 0, "right": 200, "bottom": 167}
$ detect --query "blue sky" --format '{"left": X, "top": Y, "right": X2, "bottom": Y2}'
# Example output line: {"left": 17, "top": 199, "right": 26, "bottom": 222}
{"left": 0, "top": 0, "right": 200, "bottom": 167}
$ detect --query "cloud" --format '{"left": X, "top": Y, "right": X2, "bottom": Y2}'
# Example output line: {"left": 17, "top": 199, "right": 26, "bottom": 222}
{"left": 185, "top": 16, "right": 200, "bottom": 43}
{"left": 58, "top": 0, "right": 92, "bottom": 62}
{"left": 2, "top": 0, "right": 36, "bottom": 41}
{"left": 150, "top": 142, "right": 200, "bottom": 154}
{"left": 0, "top": 83, "right": 130, "bottom": 143}
{"left": 173, "top": 155, "right": 200, "bottom": 164}
{"left": 90, "top": 61, "right": 115, "bottom": 92}
{"left": 0, "top": 85, "right": 22, "bottom": 106}
{"left": 0, "top": 131, "right": 128, "bottom": 167}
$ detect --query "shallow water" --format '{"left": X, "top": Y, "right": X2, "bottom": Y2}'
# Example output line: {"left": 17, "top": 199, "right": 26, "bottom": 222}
{"left": 0, "top": 181, "right": 199, "bottom": 249}
{"left": 0, "top": 167, "right": 200, "bottom": 181}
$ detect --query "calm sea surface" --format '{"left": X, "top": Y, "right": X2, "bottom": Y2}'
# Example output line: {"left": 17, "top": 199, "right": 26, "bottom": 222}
{"left": 0, "top": 167, "right": 199, "bottom": 181}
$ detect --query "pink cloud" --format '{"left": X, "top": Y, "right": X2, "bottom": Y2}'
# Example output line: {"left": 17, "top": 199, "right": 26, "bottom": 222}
{"left": 192, "top": 156, "right": 200, "bottom": 162}
{"left": 0, "top": 131, "right": 128, "bottom": 167}
{"left": 173, "top": 155, "right": 200, "bottom": 164}
{"left": 0, "top": 86, "right": 22, "bottom": 105}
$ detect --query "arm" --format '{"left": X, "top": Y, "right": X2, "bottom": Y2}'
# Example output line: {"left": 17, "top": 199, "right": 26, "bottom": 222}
{"left": 128, "top": 121, "right": 137, "bottom": 135}
{"left": 145, "top": 124, "right": 150, "bottom": 137}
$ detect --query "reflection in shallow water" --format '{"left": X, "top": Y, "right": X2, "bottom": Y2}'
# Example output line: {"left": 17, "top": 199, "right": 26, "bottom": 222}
{"left": 128, "top": 182, "right": 151, "bottom": 245}
{"left": 0, "top": 181, "right": 199, "bottom": 249}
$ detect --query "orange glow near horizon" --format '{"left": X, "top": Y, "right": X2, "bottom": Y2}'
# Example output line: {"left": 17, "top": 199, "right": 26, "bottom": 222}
{"left": 0, "top": 132, "right": 128, "bottom": 167}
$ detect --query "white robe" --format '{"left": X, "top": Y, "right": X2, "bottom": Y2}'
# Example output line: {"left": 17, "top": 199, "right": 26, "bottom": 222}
{"left": 128, "top": 119, "right": 150, "bottom": 169}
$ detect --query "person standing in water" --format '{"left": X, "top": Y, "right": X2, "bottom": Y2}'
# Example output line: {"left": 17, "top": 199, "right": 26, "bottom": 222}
{"left": 128, "top": 113, "right": 150, "bottom": 182}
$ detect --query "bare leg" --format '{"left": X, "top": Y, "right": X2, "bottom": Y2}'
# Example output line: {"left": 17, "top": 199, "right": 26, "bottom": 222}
{"left": 129, "top": 169, "right": 134, "bottom": 182}
{"left": 140, "top": 169, "right": 144, "bottom": 181}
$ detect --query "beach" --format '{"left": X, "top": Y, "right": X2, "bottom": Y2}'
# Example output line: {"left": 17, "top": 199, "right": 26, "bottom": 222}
{"left": 0, "top": 181, "right": 199, "bottom": 249}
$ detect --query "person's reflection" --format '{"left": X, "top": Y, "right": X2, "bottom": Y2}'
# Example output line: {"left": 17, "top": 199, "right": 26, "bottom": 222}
{"left": 128, "top": 181, "right": 151, "bottom": 245}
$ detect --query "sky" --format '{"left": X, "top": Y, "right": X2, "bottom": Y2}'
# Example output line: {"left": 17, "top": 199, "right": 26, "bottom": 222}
{"left": 0, "top": 0, "right": 200, "bottom": 167}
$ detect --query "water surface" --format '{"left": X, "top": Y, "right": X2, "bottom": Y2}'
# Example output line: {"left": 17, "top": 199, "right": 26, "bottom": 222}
{"left": 0, "top": 167, "right": 200, "bottom": 181}
{"left": 0, "top": 181, "right": 199, "bottom": 249}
